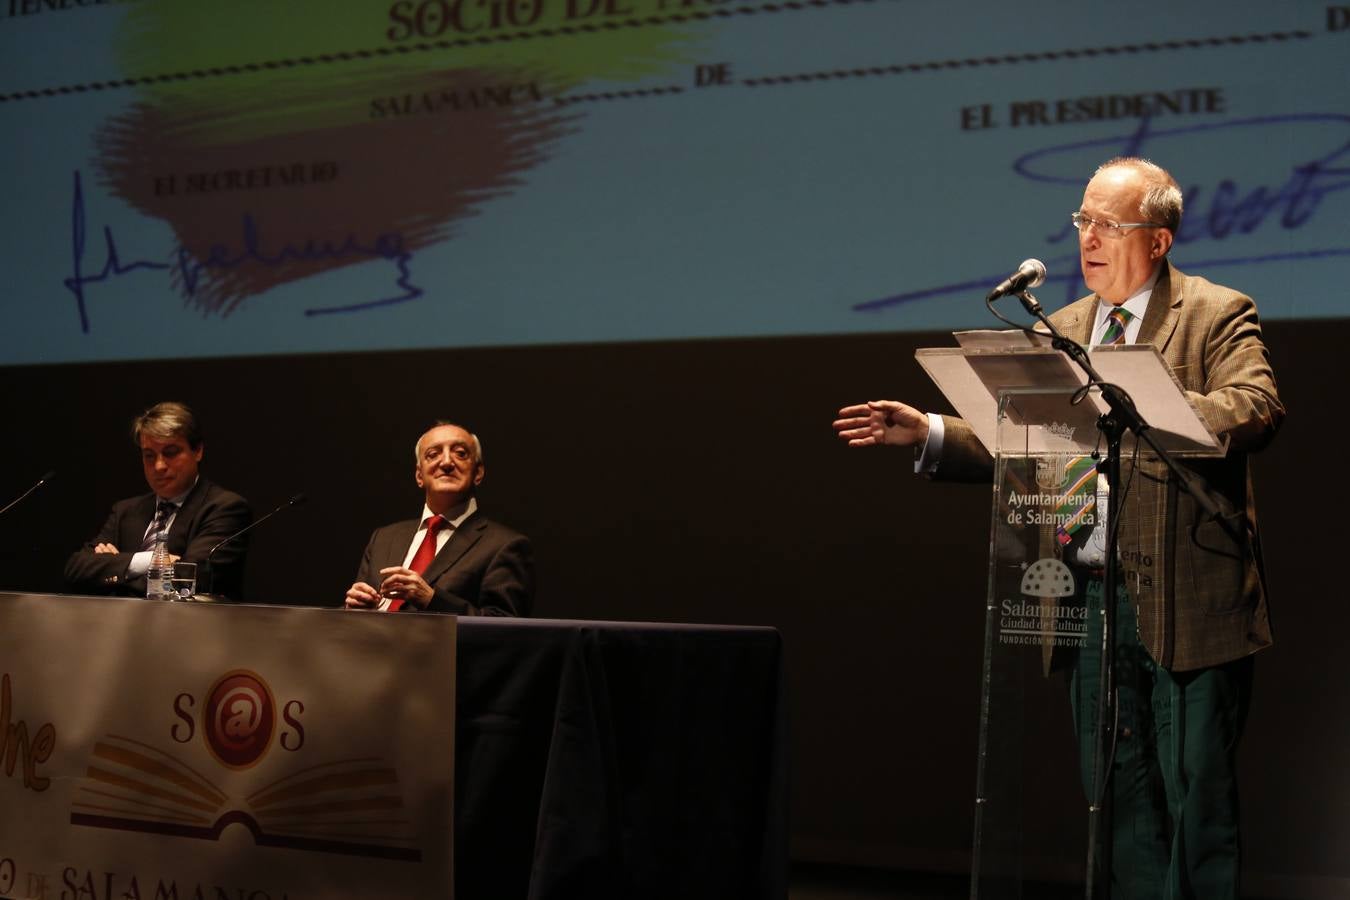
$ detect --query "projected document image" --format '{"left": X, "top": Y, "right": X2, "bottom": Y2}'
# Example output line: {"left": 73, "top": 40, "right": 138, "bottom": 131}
{"left": 1, "top": 0, "right": 1347, "bottom": 363}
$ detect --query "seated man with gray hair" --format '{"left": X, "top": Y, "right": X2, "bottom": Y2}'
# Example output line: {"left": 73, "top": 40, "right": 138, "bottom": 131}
{"left": 344, "top": 421, "right": 533, "bottom": 616}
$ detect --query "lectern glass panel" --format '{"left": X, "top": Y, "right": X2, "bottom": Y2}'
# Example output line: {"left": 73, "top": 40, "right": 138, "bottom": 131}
{"left": 971, "top": 388, "right": 1106, "bottom": 899}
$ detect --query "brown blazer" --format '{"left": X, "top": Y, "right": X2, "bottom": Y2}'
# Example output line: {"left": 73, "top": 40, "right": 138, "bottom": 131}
{"left": 938, "top": 262, "right": 1284, "bottom": 671}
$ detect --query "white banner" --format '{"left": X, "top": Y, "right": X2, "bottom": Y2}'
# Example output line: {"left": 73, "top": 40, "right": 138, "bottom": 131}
{"left": 0, "top": 593, "right": 455, "bottom": 900}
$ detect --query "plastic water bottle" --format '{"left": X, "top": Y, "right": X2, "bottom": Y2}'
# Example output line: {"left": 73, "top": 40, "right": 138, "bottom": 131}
{"left": 146, "top": 536, "right": 175, "bottom": 601}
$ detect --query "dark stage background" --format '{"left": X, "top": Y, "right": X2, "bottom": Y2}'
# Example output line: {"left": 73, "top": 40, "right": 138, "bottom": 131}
{"left": 1, "top": 319, "right": 1347, "bottom": 897}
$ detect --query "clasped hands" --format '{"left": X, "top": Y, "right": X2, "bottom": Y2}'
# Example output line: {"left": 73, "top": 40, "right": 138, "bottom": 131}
{"left": 94, "top": 543, "right": 180, "bottom": 564}
{"left": 345, "top": 566, "right": 434, "bottom": 610}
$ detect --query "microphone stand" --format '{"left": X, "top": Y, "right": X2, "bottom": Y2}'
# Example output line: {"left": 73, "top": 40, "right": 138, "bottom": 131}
{"left": 196, "top": 493, "right": 307, "bottom": 602}
{"left": 0, "top": 471, "right": 55, "bottom": 518}
{"left": 1003, "top": 288, "right": 1243, "bottom": 899}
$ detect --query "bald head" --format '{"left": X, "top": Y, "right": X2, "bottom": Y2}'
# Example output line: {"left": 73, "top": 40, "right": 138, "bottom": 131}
{"left": 414, "top": 422, "right": 485, "bottom": 514}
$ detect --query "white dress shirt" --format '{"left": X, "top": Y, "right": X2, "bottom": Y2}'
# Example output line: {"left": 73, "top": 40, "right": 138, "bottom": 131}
{"left": 127, "top": 477, "right": 198, "bottom": 576}
{"left": 400, "top": 496, "right": 479, "bottom": 567}
{"left": 373, "top": 496, "right": 480, "bottom": 612}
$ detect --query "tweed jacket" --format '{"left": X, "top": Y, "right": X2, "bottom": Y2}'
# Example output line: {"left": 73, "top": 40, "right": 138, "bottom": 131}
{"left": 937, "top": 262, "right": 1284, "bottom": 671}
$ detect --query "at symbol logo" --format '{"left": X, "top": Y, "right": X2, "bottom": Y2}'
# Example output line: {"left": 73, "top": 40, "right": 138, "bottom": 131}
{"left": 203, "top": 670, "right": 275, "bottom": 769}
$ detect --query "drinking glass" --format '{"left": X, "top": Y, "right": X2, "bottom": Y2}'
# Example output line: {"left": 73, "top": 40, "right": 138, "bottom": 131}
{"left": 172, "top": 561, "right": 197, "bottom": 600}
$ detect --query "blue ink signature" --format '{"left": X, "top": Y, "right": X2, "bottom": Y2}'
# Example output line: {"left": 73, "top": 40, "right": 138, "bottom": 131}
{"left": 62, "top": 170, "right": 423, "bottom": 332}
{"left": 855, "top": 113, "right": 1350, "bottom": 313}
{"left": 63, "top": 171, "right": 171, "bottom": 333}
{"left": 175, "top": 212, "right": 424, "bottom": 318}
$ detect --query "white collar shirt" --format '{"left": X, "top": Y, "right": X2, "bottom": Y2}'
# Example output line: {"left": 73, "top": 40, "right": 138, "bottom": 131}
{"left": 1089, "top": 268, "right": 1159, "bottom": 346}
{"left": 401, "top": 496, "right": 478, "bottom": 568}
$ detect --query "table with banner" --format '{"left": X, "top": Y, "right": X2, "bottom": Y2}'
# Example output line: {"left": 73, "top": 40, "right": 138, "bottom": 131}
{"left": 0, "top": 594, "right": 786, "bottom": 900}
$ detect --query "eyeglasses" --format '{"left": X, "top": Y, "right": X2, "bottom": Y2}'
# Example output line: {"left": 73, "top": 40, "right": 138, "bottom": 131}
{"left": 1070, "top": 211, "right": 1164, "bottom": 239}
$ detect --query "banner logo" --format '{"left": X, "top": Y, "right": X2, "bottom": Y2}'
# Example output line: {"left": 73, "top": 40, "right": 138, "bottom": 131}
{"left": 68, "top": 670, "right": 421, "bottom": 861}
{"left": 204, "top": 670, "right": 275, "bottom": 769}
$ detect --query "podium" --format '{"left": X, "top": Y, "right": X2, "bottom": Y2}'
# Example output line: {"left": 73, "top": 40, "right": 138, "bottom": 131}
{"left": 916, "top": 338, "right": 1225, "bottom": 898}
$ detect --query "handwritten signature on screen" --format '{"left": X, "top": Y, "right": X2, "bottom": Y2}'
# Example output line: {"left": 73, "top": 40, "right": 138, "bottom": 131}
{"left": 61, "top": 113, "right": 1350, "bottom": 333}
{"left": 853, "top": 113, "right": 1350, "bottom": 313}
{"left": 62, "top": 170, "right": 423, "bottom": 333}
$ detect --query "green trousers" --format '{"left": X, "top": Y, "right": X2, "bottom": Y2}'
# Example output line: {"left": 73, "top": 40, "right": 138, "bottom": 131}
{"left": 1067, "top": 578, "right": 1254, "bottom": 900}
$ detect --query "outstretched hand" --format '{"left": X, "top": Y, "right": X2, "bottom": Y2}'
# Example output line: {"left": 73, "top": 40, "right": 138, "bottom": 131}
{"left": 832, "top": 400, "right": 930, "bottom": 448}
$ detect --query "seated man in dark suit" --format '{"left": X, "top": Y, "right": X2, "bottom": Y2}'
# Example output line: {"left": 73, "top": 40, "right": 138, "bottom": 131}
{"left": 65, "top": 401, "right": 252, "bottom": 599}
{"left": 344, "top": 421, "right": 533, "bottom": 616}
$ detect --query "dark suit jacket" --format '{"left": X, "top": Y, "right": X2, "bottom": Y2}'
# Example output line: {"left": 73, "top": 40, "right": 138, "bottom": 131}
{"left": 355, "top": 511, "right": 534, "bottom": 616}
{"left": 938, "top": 263, "right": 1284, "bottom": 671}
{"left": 64, "top": 478, "right": 252, "bottom": 600}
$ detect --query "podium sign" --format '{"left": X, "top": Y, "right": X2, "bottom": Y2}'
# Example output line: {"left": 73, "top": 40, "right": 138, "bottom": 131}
{"left": 971, "top": 390, "right": 1106, "bottom": 896}
{"left": 913, "top": 335, "right": 1230, "bottom": 897}
{"left": 0, "top": 594, "right": 456, "bottom": 900}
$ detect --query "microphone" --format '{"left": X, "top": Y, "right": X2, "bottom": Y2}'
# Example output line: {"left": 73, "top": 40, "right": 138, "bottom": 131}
{"left": 986, "top": 258, "right": 1047, "bottom": 302}
{"left": 0, "top": 470, "right": 55, "bottom": 518}
{"left": 199, "top": 493, "right": 307, "bottom": 600}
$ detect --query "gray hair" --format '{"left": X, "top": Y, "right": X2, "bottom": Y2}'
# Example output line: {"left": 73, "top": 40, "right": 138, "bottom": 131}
{"left": 1096, "top": 156, "right": 1184, "bottom": 233}
{"left": 414, "top": 421, "right": 483, "bottom": 465}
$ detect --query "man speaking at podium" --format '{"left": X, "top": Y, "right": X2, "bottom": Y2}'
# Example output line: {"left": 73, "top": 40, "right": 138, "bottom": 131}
{"left": 64, "top": 401, "right": 253, "bottom": 600}
{"left": 344, "top": 421, "right": 533, "bottom": 616}
{"left": 833, "top": 157, "right": 1283, "bottom": 899}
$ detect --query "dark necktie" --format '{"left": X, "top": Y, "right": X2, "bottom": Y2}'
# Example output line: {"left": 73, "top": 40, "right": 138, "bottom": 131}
{"left": 388, "top": 515, "right": 447, "bottom": 612}
{"left": 141, "top": 501, "right": 177, "bottom": 550}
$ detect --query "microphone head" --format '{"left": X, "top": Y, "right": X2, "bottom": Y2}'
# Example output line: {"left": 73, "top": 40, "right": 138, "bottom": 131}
{"left": 288, "top": 493, "right": 308, "bottom": 507}
{"left": 1020, "top": 258, "right": 1047, "bottom": 289}
{"left": 40, "top": 470, "right": 56, "bottom": 483}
